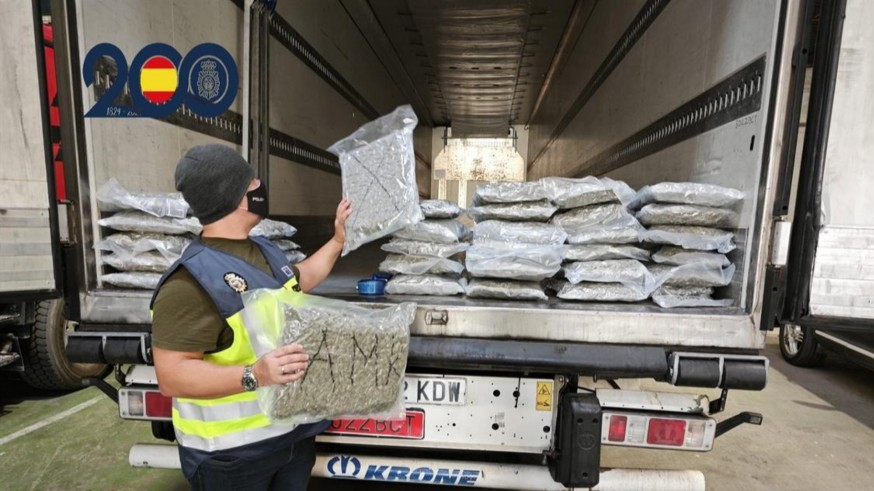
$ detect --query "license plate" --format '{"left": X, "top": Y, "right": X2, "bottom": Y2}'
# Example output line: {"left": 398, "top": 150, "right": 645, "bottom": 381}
{"left": 404, "top": 376, "right": 467, "bottom": 405}
{"left": 326, "top": 410, "right": 425, "bottom": 439}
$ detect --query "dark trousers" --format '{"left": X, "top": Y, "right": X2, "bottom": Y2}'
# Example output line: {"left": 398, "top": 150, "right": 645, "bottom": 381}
{"left": 189, "top": 436, "right": 316, "bottom": 491}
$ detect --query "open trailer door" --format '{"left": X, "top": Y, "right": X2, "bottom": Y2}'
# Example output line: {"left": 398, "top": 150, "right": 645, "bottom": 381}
{"left": 779, "top": 0, "right": 874, "bottom": 368}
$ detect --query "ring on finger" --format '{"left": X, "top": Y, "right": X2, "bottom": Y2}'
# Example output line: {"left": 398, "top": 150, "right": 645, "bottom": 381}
{"left": 280, "top": 365, "right": 286, "bottom": 375}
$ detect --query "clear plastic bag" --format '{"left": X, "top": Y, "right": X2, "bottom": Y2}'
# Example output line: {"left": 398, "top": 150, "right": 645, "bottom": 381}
{"left": 548, "top": 280, "right": 649, "bottom": 302}
{"left": 540, "top": 176, "right": 635, "bottom": 210}
{"left": 648, "top": 262, "right": 736, "bottom": 288}
{"left": 101, "top": 272, "right": 161, "bottom": 290}
{"left": 420, "top": 199, "right": 463, "bottom": 219}
{"left": 385, "top": 275, "right": 467, "bottom": 296}
{"left": 631, "top": 182, "right": 744, "bottom": 209}
{"left": 393, "top": 220, "right": 470, "bottom": 244}
{"left": 272, "top": 239, "right": 301, "bottom": 251}
{"left": 379, "top": 254, "right": 465, "bottom": 275}
{"left": 565, "top": 244, "right": 651, "bottom": 262}
{"left": 635, "top": 204, "right": 739, "bottom": 228}
{"left": 95, "top": 233, "right": 192, "bottom": 260}
{"left": 651, "top": 246, "right": 730, "bottom": 268}
{"left": 465, "top": 245, "right": 565, "bottom": 281}
{"left": 381, "top": 239, "right": 469, "bottom": 258}
{"left": 644, "top": 225, "right": 736, "bottom": 253}
{"left": 563, "top": 260, "right": 656, "bottom": 295}
{"left": 469, "top": 200, "right": 558, "bottom": 222}
{"left": 564, "top": 227, "right": 641, "bottom": 245}
{"left": 98, "top": 211, "right": 202, "bottom": 235}
{"left": 553, "top": 204, "right": 644, "bottom": 244}
{"left": 285, "top": 251, "right": 307, "bottom": 264}
{"left": 240, "top": 289, "right": 414, "bottom": 424}
{"left": 473, "top": 220, "right": 567, "bottom": 246}
{"left": 465, "top": 279, "right": 548, "bottom": 301}
{"left": 651, "top": 285, "right": 734, "bottom": 308}
{"left": 250, "top": 218, "right": 298, "bottom": 239}
{"left": 473, "top": 181, "right": 549, "bottom": 205}
{"left": 96, "top": 178, "right": 189, "bottom": 218}
{"left": 102, "top": 251, "right": 175, "bottom": 273}
{"left": 328, "top": 105, "right": 423, "bottom": 256}
{"left": 552, "top": 203, "right": 637, "bottom": 229}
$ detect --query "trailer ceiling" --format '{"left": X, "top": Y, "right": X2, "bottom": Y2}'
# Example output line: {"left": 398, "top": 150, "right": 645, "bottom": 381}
{"left": 363, "top": 0, "right": 574, "bottom": 136}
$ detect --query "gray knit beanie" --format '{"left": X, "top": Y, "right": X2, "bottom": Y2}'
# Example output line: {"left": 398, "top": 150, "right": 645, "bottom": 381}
{"left": 175, "top": 144, "right": 255, "bottom": 225}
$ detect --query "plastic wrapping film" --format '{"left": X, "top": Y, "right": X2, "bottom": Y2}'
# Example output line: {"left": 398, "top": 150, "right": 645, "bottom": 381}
{"left": 96, "top": 177, "right": 189, "bottom": 218}
{"left": 546, "top": 279, "right": 649, "bottom": 302}
{"left": 393, "top": 220, "right": 470, "bottom": 244}
{"left": 379, "top": 254, "right": 465, "bottom": 275}
{"left": 540, "top": 176, "right": 635, "bottom": 210}
{"left": 381, "top": 239, "right": 469, "bottom": 258}
{"left": 473, "top": 220, "right": 567, "bottom": 246}
{"left": 651, "top": 246, "right": 730, "bottom": 268}
{"left": 102, "top": 251, "right": 175, "bottom": 273}
{"left": 473, "top": 181, "right": 549, "bottom": 205}
{"left": 465, "top": 245, "right": 565, "bottom": 281}
{"left": 250, "top": 218, "right": 298, "bottom": 240}
{"left": 420, "top": 199, "right": 463, "bottom": 219}
{"left": 285, "top": 251, "right": 307, "bottom": 264}
{"left": 95, "top": 233, "right": 192, "bottom": 260}
{"left": 272, "top": 239, "right": 301, "bottom": 251}
{"left": 553, "top": 203, "right": 644, "bottom": 245}
{"left": 240, "top": 289, "right": 414, "bottom": 424}
{"left": 385, "top": 275, "right": 467, "bottom": 296}
{"left": 469, "top": 200, "right": 558, "bottom": 222}
{"left": 98, "top": 211, "right": 202, "bottom": 235}
{"left": 465, "top": 279, "right": 548, "bottom": 301}
{"left": 635, "top": 204, "right": 739, "bottom": 228}
{"left": 562, "top": 260, "right": 656, "bottom": 295}
{"left": 644, "top": 225, "right": 736, "bottom": 253}
{"left": 328, "top": 105, "right": 423, "bottom": 256}
{"left": 631, "top": 182, "right": 745, "bottom": 209}
{"left": 101, "top": 272, "right": 161, "bottom": 290}
{"left": 565, "top": 244, "right": 651, "bottom": 262}
{"left": 651, "top": 286, "right": 734, "bottom": 308}
{"left": 648, "top": 263, "right": 736, "bottom": 288}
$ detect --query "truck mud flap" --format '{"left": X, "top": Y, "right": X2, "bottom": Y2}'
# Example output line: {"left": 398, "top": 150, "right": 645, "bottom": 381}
{"left": 548, "top": 392, "right": 602, "bottom": 488}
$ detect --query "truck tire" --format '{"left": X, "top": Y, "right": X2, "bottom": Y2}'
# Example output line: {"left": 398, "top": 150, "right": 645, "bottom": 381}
{"left": 20, "top": 299, "right": 110, "bottom": 390}
{"left": 779, "top": 324, "right": 825, "bottom": 367}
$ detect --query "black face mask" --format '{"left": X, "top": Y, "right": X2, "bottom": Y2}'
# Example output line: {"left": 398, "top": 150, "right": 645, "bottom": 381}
{"left": 245, "top": 182, "right": 269, "bottom": 218}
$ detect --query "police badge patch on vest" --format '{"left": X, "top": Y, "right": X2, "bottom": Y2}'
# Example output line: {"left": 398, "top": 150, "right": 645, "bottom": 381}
{"left": 223, "top": 272, "right": 248, "bottom": 292}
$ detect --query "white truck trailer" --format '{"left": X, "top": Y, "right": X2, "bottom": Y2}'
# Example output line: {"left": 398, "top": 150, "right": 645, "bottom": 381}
{"left": 3, "top": 0, "right": 873, "bottom": 489}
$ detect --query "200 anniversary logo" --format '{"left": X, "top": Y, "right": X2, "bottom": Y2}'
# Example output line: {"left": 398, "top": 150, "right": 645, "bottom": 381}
{"left": 82, "top": 42, "right": 238, "bottom": 118}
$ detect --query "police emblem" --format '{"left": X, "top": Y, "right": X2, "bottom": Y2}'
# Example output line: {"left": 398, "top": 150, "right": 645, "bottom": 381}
{"left": 223, "top": 272, "right": 248, "bottom": 293}
{"left": 196, "top": 59, "right": 221, "bottom": 101}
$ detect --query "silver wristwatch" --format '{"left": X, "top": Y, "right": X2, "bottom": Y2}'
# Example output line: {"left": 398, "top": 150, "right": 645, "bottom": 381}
{"left": 241, "top": 365, "right": 258, "bottom": 391}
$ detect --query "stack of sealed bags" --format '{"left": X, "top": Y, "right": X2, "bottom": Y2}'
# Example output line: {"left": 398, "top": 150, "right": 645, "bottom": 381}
{"left": 250, "top": 219, "right": 305, "bottom": 265}
{"left": 96, "top": 178, "right": 200, "bottom": 290}
{"left": 540, "top": 177, "right": 656, "bottom": 302}
{"left": 634, "top": 182, "right": 743, "bottom": 308}
{"left": 381, "top": 200, "right": 470, "bottom": 296}
{"left": 466, "top": 182, "right": 565, "bottom": 300}
{"left": 96, "top": 179, "right": 304, "bottom": 290}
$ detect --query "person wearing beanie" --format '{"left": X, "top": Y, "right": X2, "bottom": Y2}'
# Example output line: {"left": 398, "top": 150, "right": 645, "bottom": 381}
{"left": 150, "top": 144, "right": 352, "bottom": 490}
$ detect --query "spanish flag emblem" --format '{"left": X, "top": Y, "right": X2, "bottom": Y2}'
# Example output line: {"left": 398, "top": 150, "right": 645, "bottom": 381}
{"left": 140, "top": 56, "right": 177, "bottom": 104}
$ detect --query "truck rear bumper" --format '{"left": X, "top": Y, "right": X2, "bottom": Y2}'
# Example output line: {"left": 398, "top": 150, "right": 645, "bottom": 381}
{"left": 127, "top": 443, "right": 705, "bottom": 491}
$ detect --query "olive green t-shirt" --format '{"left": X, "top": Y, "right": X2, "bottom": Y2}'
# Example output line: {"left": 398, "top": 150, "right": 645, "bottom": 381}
{"left": 151, "top": 237, "right": 299, "bottom": 353}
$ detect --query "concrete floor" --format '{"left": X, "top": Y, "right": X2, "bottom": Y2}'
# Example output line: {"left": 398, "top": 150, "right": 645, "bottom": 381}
{"left": 1, "top": 335, "right": 873, "bottom": 490}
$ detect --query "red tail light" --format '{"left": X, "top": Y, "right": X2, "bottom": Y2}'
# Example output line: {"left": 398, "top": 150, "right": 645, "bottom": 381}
{"left": 646, "top": 418, "right": 687, "bottom": 446}
{"left": 602, "top": 412, "right": 715, "bottom": 451}
{"left": 608, "top": 415, "right": 627, "bottom": 442}
{"left": 145, "top": 391, "right": 173, "bottom": 419}
{"left": 120, "top": 387, "right": 172, "bottom": 421}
